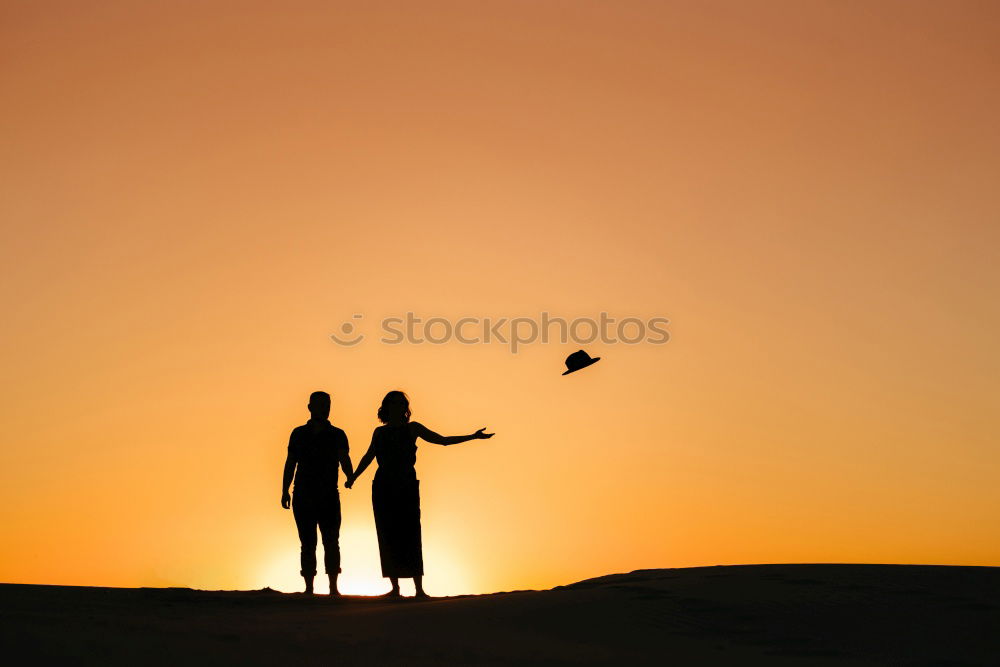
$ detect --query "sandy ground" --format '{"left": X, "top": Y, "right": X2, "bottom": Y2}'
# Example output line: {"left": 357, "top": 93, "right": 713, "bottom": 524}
{"left": 2, "top": 564, "right": 998, "bottom": 665}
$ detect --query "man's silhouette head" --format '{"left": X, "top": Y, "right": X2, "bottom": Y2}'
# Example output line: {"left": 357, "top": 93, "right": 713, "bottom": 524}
{"left": 308, "top": 391, "right": 331, "bottom": 420}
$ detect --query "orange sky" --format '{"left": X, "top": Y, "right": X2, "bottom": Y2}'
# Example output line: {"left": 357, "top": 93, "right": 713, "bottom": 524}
{"left": 1, "top": 1, "right": 998, "bottom": 595}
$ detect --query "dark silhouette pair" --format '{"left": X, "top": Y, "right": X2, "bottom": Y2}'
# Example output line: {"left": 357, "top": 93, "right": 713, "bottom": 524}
{"left": 281, "top": 390, "right": 493, "bottom": 597}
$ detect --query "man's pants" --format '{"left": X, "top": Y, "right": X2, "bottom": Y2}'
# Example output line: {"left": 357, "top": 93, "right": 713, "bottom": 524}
{"left": 292, "top": 492, "right": 341, "bottom": 577}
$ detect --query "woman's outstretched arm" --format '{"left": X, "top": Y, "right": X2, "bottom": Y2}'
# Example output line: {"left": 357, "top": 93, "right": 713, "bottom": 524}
{"left": 412, "top": 422, "right": 494, "bottom": 446}
{"left": 346, "top": 432, "right": 377, "bottom": 488}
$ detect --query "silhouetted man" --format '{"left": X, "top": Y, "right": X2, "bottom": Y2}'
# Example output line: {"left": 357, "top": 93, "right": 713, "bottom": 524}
{"left": 281, "top": 391, "right": 353, "bottom": 595}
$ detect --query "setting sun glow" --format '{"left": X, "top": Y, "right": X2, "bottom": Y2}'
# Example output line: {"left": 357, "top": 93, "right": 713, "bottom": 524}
{"left": 256, "top": 528, "right": 469, "bottom": 596}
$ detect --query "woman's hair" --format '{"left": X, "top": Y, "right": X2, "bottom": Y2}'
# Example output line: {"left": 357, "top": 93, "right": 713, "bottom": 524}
{"left": 377, "top": 390, "right": 411, "bottom": 424}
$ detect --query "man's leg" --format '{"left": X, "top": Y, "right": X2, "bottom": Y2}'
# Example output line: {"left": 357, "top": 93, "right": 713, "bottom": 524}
{"left": 292, "top": 497, "right": 318, "bottom": 594}
{"left": 318, "top": 494, "right": 342, "bottom": 596}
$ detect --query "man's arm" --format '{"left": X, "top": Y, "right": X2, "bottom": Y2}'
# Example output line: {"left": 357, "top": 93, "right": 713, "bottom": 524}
{"left": 338, "top": 432, "right": 354, "bottom": 487}
{"left": 281, "top": 434, "right": 297, "bottom": 509}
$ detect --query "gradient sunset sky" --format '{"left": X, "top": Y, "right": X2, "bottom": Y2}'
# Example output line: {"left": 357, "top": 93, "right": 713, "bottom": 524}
{"left": 2, "top": 1, "right": 998, "bottom": 595}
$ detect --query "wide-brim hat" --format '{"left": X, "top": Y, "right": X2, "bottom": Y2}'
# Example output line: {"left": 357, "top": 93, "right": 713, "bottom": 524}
{"left": 562, "top": 349, "right": 601, "bottom": 375}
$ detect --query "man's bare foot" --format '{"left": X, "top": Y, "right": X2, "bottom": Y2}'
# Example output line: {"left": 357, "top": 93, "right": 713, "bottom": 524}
{"left": 413, "top": 591, "right": 430, "bottom": 600}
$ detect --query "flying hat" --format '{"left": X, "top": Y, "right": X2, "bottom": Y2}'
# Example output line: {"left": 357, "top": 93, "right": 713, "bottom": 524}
{"left": 562, "top": 349, "right": 601, "bottom": 375}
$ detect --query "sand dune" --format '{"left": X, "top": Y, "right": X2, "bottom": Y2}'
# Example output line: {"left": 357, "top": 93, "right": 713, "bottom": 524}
{"left": 3, "top": 564, "right": 998, "bottom": 665}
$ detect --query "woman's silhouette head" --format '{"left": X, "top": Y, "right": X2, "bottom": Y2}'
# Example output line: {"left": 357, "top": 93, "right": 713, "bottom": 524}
{"left": 378, "top": 390, "right": 411, "bottom": 425}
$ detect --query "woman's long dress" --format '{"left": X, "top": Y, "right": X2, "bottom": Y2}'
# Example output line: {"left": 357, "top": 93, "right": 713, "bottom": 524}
{"left": 372, "top": 424, "right": 423, "bottom": 578}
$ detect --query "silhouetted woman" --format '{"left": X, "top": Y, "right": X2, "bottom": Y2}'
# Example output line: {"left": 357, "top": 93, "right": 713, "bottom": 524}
{"left": 347, "top": 391, "right": 493, "bottom": 598}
